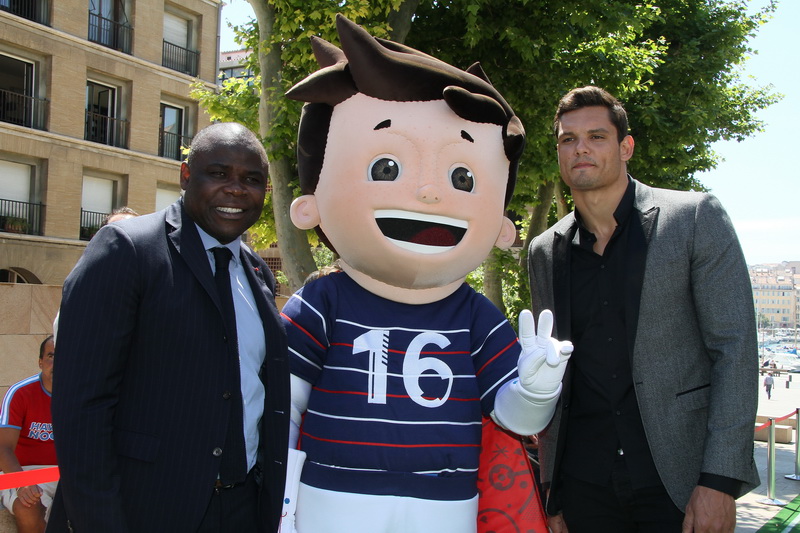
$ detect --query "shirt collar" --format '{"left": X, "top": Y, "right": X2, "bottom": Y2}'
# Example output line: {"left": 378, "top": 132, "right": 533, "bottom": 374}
{"left": 195, "top": 223, "right": 241, "bottom": 266}
{"left": 572, "top": 176, "right": 636, "bottom": 249}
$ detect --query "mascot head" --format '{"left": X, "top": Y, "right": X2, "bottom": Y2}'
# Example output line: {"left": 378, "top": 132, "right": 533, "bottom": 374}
{"left": 287, "top": 15, "right": 525, "bottom": 304}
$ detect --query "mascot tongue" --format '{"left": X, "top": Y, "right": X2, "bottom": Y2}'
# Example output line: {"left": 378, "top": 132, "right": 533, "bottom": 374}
{"left": 409, "top": 227, "right": 458, "bottom": 247}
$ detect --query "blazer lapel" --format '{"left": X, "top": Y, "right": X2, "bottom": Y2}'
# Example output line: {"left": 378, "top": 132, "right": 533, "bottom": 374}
{"left": 625, "top": 180, "right": 659, "bottom": 362}
{"left": 240, "top": 250, "right": 286, "bottom": 369}
{"left": 552, "top": 222, "right": 576, "bottom": 340}
{"left": 166, "top": 200, "right": 222, "bottom": 313}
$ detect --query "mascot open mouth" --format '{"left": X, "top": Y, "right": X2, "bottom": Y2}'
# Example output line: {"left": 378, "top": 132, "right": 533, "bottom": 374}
{"left": 374, "top": 209, "right": 467, "bottom": 254}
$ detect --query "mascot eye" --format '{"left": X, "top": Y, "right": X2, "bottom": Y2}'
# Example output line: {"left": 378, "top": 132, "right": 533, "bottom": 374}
{"left": 450, "top": 166, "right": 474, "bottom": 192}
{"left": 369, "top": 157, "right": 401, "bottom": 182}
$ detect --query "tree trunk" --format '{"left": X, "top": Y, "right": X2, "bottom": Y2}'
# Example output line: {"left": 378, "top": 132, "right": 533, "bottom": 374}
{"left": 520, "top": 179, "right": 556, "bottom": 268}
{"left": 249, "top": 0, "right": 316, "bottom": 293}
{"left": 387, "top": 0, "right": 420, "bottom": 42}
{"left": 483, "top": 256, "right": 505, "bottom": 315}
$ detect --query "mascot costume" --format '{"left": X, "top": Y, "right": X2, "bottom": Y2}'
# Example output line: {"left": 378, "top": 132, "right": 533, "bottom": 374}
{"left": 279, "top": 15, "right": 572, "bottom": 533}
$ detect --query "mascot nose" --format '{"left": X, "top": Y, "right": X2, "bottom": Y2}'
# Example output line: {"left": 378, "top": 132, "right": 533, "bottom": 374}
{"left": 417, "top": 184, "right": 441, "bottom": 204}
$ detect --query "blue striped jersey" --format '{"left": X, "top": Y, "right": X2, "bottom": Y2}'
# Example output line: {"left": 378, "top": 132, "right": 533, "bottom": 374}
{"left": 281, "top": 271, "right": 521, "bottom": 501}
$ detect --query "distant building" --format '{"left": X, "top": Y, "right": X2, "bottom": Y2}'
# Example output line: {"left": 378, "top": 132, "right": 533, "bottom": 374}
{"left": 750, "top": 262, "right": 800, "bottom": 330}
{"left": 219, "top": 48, "right": 253, "bottom": 80}
{"left": 1, "top": 0, "right": 221, "bottom": 285}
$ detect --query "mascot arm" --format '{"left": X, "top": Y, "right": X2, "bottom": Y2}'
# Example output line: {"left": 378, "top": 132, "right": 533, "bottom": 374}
{"left": 492, "top": 310, "right": 572, "bottom": 436}
{"left": 290, "top": 374, "right": 312, "bottom": 449}
{"left": 280, "top": 374, "right": 312, "bottom": 533}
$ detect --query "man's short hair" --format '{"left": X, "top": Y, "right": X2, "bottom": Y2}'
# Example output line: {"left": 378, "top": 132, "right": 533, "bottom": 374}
{"left": 553, "top": 86, "right": 629, "bottom": 142}
{"left": 186, "top": 122, "right": 268, "bottom": 171}
{"left": 39, "top": 334, "right": 54, "bottom": 359}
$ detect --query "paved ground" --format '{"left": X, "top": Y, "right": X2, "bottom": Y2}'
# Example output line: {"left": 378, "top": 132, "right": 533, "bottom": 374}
{"left": 737, "top": 372, "right": 800, "bottom": 532}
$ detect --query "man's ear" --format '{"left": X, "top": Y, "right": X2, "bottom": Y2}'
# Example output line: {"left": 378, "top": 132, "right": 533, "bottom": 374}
{"left": 179, "top": 162, "right": 190, "bottom": 191}
{"left": 290, "top": 195, "right": 321, "bottom": 230}
{"left": 620, "top": 135, "right": 635, "bottom": 162}
{"left": 494, "top": 216, "right": 517, "bottom": 250}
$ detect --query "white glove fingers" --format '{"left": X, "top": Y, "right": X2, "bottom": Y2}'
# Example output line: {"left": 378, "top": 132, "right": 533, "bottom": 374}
{"left": 518, "top": 309, "right": 537, "bottom": 354}
{"left": 536, "top": 309, "right": 554, "bottom": 341}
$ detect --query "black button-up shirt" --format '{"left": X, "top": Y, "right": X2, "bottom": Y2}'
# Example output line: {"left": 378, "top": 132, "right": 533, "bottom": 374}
{"left": 562, "top": 180, "right": 661, "bottom": 488}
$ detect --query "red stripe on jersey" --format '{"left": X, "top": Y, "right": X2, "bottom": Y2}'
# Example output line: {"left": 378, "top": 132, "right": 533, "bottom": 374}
{"left": 475, "top": 338, "right": 517, "bottom": 376}
{"left": 301, "top": 431, "right": 480, "bottom": 448}
{"left": 331, "top": 342, "right": 469, "bottom": 356}
{"left": 312, "top": 386, "right": 479, "bottom": 402}
{"left": 281, "top": 312, "right": 327, "bottom": 350}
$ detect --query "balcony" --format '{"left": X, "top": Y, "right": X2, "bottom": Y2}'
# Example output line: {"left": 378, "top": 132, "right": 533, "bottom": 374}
{"left": 84, "top": 110, "right": 129, "bottom": 148}
{"left": 162, "top": 40, "right": 198, "bottom": 76}
{"left": 0, "top": 198, "right": 43, "bottom": 236}
{"left": 159, "top": 130, "right": 192, "bottom": 161}
{"left": 0, "top": 88, "right": 48, "bottom": 130}
{"left": 79, "top": 209, "right": 107, "bottom": 241}
{"left": 88, "top": 11, "right": 133, "bottom": 54}
{"left": 0, "top": 0, "right": 50, "bottom": 25}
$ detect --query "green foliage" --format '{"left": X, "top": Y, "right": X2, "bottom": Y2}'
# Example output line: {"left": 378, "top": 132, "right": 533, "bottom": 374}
{"left": 195, "top": 0, "right": 780, "bottom": 305}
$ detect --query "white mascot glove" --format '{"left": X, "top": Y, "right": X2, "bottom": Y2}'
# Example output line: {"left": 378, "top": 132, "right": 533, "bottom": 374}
{"left": 517, "top": 309, "right": 572, "bottom": 397}
{"left": 492, "top": 309, "right": 572, "bottom": 435}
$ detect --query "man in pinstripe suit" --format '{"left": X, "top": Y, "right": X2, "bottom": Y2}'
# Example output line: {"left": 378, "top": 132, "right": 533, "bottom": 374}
{"left": 47, "top": 123, "right": 290, "bottom": 533}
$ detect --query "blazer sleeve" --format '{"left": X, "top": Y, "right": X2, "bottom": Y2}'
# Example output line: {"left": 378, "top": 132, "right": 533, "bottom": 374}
{"left": 689, "top": 194, "right": 758, "bottom": 485}
{"left": 52, "top": 224, "right": 142, "bottom": 532}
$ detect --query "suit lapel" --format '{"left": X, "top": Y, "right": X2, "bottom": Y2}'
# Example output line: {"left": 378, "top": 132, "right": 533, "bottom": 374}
{"left": 166, "top": 200, "right": 223, "bottom": 313}
{"left": 552, "top": 221, "right": 576, "bottom": 340}
{"left": 240, "top": 250, "right": 286, "bottom": 372}
{"left": 625, "top": 180, "right": 659, "bottom": 362}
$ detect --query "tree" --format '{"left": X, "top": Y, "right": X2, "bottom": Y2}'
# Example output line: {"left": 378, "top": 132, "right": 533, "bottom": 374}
{"left": 197, "top": 0, "right": 409, "bottom": 292}
{"left": 196, "top": 0, "right": 779, "bottom": 308}
{"left": 405, "top": 0, "right": 779, "bottom": 316}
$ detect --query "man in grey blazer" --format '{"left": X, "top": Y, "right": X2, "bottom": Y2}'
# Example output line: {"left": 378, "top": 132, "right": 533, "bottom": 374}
{"left": 48, "top": 123, "right": 290, "bottom": 532}
{"left": 528, "top": 86, "right": 759, "bottom": 532}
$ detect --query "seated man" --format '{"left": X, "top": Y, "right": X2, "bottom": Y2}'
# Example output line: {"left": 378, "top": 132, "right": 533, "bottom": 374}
{"left": 0, "top": 335, "right": 56, "bottom": 533}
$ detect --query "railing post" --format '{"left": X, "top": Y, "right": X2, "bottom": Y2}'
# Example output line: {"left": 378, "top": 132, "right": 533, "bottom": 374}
{"left": 785, "top": 408, "right": 800, "bottom": 481}
{"left": 760, "top": 418, "right": 787, "bottom": 506}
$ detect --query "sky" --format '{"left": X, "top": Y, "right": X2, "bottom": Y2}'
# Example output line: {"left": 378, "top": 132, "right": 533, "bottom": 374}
{"left": 219, "top": 0, "right": 799, "bottom": 266}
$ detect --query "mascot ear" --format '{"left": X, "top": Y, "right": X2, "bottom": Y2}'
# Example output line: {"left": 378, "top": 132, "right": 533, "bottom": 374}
{"left": 290, "top": 195, "right": 321, "bottom": 230}
{"left": 494, "top": 216, "right": 517, "bottom": 251}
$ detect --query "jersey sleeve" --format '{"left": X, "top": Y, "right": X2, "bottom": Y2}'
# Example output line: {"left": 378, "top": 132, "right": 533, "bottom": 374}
{"left": 281, "top": 279, "right": 335, "bottom": 385}
{"left": 470, "top": 295, "right": 521, "bottom": 415}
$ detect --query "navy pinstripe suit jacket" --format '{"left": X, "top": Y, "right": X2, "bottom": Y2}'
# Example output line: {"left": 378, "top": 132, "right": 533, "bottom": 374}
{"left": 47, "top": 199, "right": 290, "bottom": 533}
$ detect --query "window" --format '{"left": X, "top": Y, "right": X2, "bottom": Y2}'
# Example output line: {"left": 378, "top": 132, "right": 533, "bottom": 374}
{"left": 159, "top": 103, "right": 191, "bottom": 160}
{"left": 85, "top": 79, "right": 128, "bottom": 148}
{"left": 88, "top": 0, "right": 133, "bottom": 53}
{"left": 0, "top": 0, "right": 49, "bottom": 24}
{"left": 0, "top": 159, "right": 43, "bottom": 235}
{"left": 155, "top": 183, "right": 181, "bottom": 211}
{"left": 162, "top": 9, "right": 198, "bottom": 75}
{"left": 80, "top": 175, "right": 118, "bottom": 240}
{"left": 0, "top": 53, "right": 47, "bottom": 130}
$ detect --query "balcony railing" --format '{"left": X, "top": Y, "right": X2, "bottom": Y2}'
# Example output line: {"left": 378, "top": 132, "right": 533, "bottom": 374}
{"left": 0, "top": 198, "right": 43, "bottom": 236}
{"left": 0, "top": 0, "right": 50, "bottom": 25}
{"left": 84, "top": 110, "right": 129, "bottom": 148}
{"left": 80, "top": 209, "right": 108, "bottom": 241}
{"left": 159, "top": 130, "right": 192, "bottom": 161}
{"left": 0, "top": 88, "right": 48, "bottom": 130}
{"left": 162, "top": 40, "right": 199, "bottom": 76}
{"left": 88, "top": 11, "right": 133, "bottom": 54}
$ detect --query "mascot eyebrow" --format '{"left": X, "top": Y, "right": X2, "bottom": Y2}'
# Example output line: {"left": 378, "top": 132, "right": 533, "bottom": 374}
{"left": 287, "top": 14, "right": 525, "bottom": 208}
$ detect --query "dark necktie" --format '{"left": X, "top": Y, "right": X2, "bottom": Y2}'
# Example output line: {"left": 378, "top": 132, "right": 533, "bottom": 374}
{"left": 212, "top": 247, "right": 247, "bottom": 484}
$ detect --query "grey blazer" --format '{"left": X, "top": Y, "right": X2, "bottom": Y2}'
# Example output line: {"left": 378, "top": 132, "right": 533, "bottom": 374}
{"left": 528, "top": 178, "right": 760, "bottom": 512}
